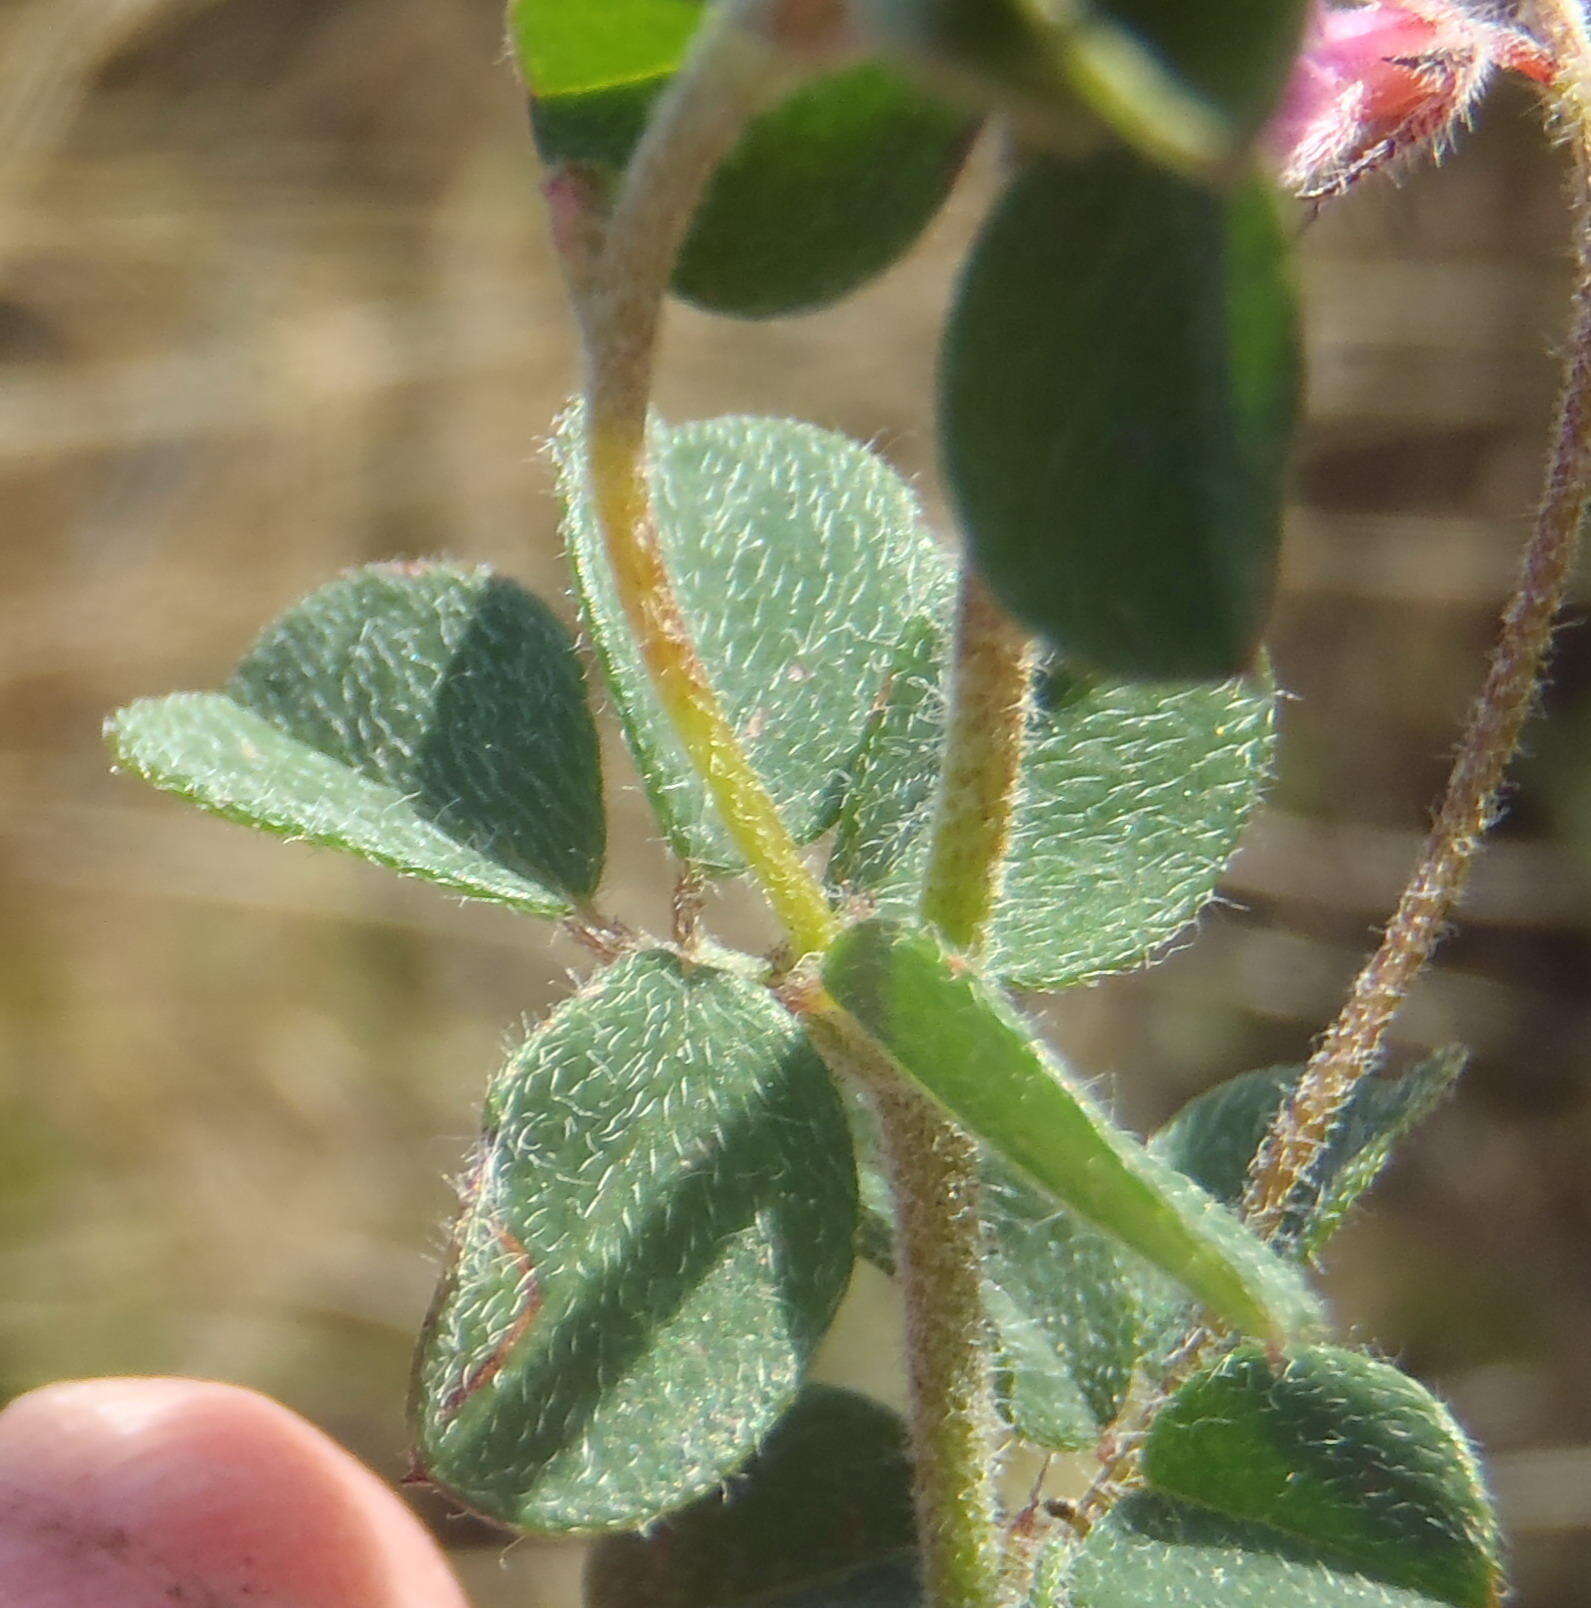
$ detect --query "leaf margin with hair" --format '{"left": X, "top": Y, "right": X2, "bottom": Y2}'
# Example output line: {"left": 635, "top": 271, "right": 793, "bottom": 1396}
{"left": 823, "top": 919, "right": 1325, "bottom": 1346}
{"left": 410, "top": 948, "right": 859, "bottom": 1533}
{"left": 1154, "top": 1048, "right": 1467, "bottom": 1258}
{"left": 1036, "top": 1345, "right": 1502, "bottom": 1608}
{"left": 830, "top": 622, "right": 1276, "bottom": 989}
{"left": 557, "top": 408, "right": 951, "bottom": 870}
{"left": 107, "top": 561, "right": 605, "bottom": 916}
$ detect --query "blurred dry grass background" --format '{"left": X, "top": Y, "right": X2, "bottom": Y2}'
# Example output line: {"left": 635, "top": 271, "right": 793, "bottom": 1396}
{"left": 2, "top": 2, "right": 1590, "bottom": 1603}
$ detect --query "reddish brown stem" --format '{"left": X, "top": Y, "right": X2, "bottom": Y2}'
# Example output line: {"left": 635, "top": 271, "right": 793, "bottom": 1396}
{"left": 1247, "top": 23, "right": 1591, "bottom": 1234}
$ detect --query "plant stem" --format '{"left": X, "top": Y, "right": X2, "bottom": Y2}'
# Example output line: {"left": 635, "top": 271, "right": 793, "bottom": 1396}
{"left": 847, "top": 570, "right": 1031, "bottom": 1602}
{"left": 1246, "top": 12, "right": 1591, "bottom": 1236}
{"left": 873, "top": 1082, "right": 1005, "bottom": 1608}
{"left": 797, "top": 991, "right": 1005, "bottom": 1608}
{"left": 572, "top": 3, "right": 838, "bottom": 957}
{"left": 548, "top": 7, "right": 1010, "bottom": 1592}
{"left": 921, "top": 570, "right": 1035, "bottom": 955}
{"left": 1067, "top": 1328, "right": 1210, "bottom": 1536}
{"left": 1064, "top": 14, "right": 1591, "bottom": 1544}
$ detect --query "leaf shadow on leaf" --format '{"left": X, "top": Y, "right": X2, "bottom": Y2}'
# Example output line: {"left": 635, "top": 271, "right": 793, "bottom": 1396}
{"left": 409, "top": 574, "right": 605, "bottom": 900}
{"left": 420, "top": 1003, "right": 854, "bottom": 1529}
{"left": 1060, "top": 1489, "right": 1453, "bottom": 1608}
{"left": 119, "top": 561, "right": 614, "bottom": 914}
{"left": 1126, "top": 1346, "right": 1502, "bottom": 1608}
{"left": 586, "top": 1384, "right": 917, "bottom": 1608}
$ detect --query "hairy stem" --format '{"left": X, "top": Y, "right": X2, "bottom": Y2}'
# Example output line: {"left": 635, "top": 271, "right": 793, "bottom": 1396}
{"left": 874, "top": 1084, "right": 1005, "bottom": 1608}
{"left": 573, "top": 3, "right": 838, "bottom": 956}
{"left": 921, "top": 570, "right": 1035, "bottom": 955}
{"left": 797, "top": 992, "right": 1005, "bottom": 1608}
{"left": 863, "top": 569, "right": 1034, "bottom": 1599}
{"left": 1068, "top": 6, "right": 1591, "bottom": 1536}
{"left": 1247, "top": 4, "right": 1591, "bottom": 1232}
{"left": 547, "top": 5, "right": 1006, "bottom": 1590}
{"left": 1068, "top": 1328, "right": 1211, "bottom": 1536}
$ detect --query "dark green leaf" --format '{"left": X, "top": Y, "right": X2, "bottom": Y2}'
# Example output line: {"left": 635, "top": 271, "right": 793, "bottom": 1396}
{"left": 1040, "top": 1347, "right": 1501, "bottom": 1608}
{"left": 558, "top": 411, "right": 950, "bottom": 869}
{"left": 672, "top": 63, "right": 976, "bottom": 318}
{"left": 530, "top": 79, "right": 658, "bottom": 177}
{"left": 1154, "top": 1050, "right": 1466, "bottom": 1257}
{"left": 756, "top": 1557, "right": 921, "bottom": 1608}
{"left": 411, "top": 950, "right": 857, "bottom": 1532}
{"left": 830, "top": 624, "right": 1274, "bottom": 988}
{"left": 823, "top": 921, "right": 1323, "bottom": 1346}
{"left": 584, "top": 1385, "right": 914, "bottom": 1607}
{"left": 942, "top": 150, "right": 1298, "bottom": 679}
{"left": 514, "top": 4, "right": 973, "bottom": 316}
{"left": 108, "top": 562, "right": 604, "bottom": 914}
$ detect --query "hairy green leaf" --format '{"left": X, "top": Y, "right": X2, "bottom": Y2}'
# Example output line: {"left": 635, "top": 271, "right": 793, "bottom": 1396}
{"left": 585, "top": 1385, "right": 914, "bottom": 1607}
{"left": 831, "top": 625, "right": 1274, "bottom": 988}
{"left": 942, "top": 150, "right": 1298, "bottom": 678}
{"left": 1129, "top": 1052, "right": 1466, "bottom": 1374}
{"left": 411, "top": 951, "right": 857, "bottom": 1532}
{"left": 1142, "top": 1347, "right": 1501, "bottom": 1606}
{"left": 108, "top": 563, "right": 603, "bottom": 914}
{"left": 1155, "top": 1049, "right": 1466, "bottom": 1257}
{"left": 1040, "top": 1347, "right": 1501, "bottom": 1608}
{"left": 1043, "top": 1492, "right": 1487, "bottom": 1608}
{"left": 823, "top": 921, "right": 1323, "bottom": 1346}
{"left": 558, "top": 411, "right": 949, "bottom": 868}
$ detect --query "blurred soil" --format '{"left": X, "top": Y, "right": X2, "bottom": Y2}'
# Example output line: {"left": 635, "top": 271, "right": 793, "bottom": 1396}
{"left": 1, "top": 2, "right": 1588, "bottom": 1603}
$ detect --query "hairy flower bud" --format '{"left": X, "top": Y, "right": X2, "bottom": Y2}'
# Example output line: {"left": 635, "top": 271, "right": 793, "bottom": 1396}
{"left": 1264, "top": 0, "right": 1556, "bottom": 198}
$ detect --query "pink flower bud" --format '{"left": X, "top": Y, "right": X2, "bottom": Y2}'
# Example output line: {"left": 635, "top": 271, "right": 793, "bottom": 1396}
{"left": 1264, "top": 1, "right": 1556, "bottom": 199}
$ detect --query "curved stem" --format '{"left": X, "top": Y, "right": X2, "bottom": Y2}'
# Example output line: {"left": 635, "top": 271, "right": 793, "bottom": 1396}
{"left": 576, "top": 4, "right": 838, "bottom": 957}
{"left": 550, "top": 9, "right": 1012, "bottom": 1594}
{"left": 1246, "top": 1, "right": 1591, "bottom": 1232}
{"left": 920, "top": 570, "right": 1035, "bottom": 955}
